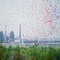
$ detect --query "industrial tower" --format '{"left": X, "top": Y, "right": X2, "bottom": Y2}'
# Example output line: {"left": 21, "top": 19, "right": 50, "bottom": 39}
{"left": 4, "top": 25, "right": 7, "bottom": 42}
{"left": 19, "top": 24, "right": 24, "bottom": 44}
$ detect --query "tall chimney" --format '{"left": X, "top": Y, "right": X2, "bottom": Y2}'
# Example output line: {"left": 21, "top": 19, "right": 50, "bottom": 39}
{"left": 5, "top": 25, "right": 7, "bottom": 42}
{"left": 19, "top": 24, "right": 21, "bottom": 42}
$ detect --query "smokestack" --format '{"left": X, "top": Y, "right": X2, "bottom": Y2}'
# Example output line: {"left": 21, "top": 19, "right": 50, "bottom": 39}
{"left": 19, "top": 24, "right": 24, "bottom": 44}
{"left": 4, "top": 25, "right": 7, "bottom": 42}
{"left": 19, "top": 24, "right": 22, "bottom": 42}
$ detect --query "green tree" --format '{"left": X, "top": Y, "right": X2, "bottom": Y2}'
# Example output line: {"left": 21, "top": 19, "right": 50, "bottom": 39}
{"left": 0, "top": 45, "right": 6, "bottom": 60}
{"left": 14, "top": 46, "right": 21, "bottom": 60}
{"left": 55, "top": 49, "right": 60, "bottom": 60}
{"left": 46, "top": 47, "right": 56, "bottom": 60}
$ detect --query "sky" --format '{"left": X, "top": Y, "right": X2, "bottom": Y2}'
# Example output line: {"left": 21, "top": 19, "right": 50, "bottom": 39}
{"left": 0, "top": 0, "right": 60, "bottom": 39}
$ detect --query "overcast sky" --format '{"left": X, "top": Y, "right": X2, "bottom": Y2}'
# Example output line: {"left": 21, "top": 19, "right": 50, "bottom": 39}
{"left": 0, "top": 0, "right": 60, "bottom": 39}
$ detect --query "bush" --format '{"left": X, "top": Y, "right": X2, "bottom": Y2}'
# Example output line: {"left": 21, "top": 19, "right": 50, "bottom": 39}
{"left": 0, "top": 45, "right": 60, "bottom": 60}
{"left": 0, "top": 45, "right": 6, "bottom": 60}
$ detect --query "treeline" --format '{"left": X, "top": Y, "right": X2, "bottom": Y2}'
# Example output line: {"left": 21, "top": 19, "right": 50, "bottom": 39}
{"left": 0, "top": 45, "right": 60, "bottom": 60}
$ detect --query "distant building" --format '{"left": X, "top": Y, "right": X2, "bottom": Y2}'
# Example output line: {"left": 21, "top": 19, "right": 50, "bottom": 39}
{"left": 3, "top": 34, "right": 8, "bottom": 43}
{"left": 9, "top": 31, "right": 15, "bottom": 42}
{"left": 0, "top": 31, "right": 4, "bottom": 43}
